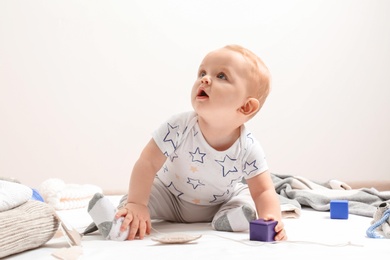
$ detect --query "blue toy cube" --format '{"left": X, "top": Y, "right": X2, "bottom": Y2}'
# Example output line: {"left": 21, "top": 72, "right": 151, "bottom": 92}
{"left": 330, "top": 200, "right": 349, "bottom": 219}
{"left": 249, "top": 219, "right": 277, "bottom": 242}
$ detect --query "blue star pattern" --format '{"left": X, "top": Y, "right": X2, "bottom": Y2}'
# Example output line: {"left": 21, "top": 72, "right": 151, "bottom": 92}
{"left": 246, "top": 133, "right": 254, "bottom": 144}
{"left": 187, "top": 178, "right": 205, "bottom": 189}
{"left": 163, "top": 123, "right": 180, "bottom": 150}
{"left": 215, "top": 155, "right": 238, "bottom": 177}
{"left": 169, "top": 151, "right": 178, "bottom": 162}
{"left": 190, "top": 147, "right": 206, "bottom": 163}
{"left": 210, "top": 190, "right": 229, "bottom": 204}
{"left": 243, "top": 160, "right": 258, "bottom": 176}
{"left": 166, "top": 182, "right": 183, "bottom": 198}
{"left": 228, "top": 176, "right": 243, "bottom": 187}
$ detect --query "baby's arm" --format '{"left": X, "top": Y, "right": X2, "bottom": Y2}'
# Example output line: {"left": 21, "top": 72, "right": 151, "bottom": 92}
{"left": 246, "top": 170, "right": 287, "bottom": 241}
{"left": 115, "top": 138, "right": 166, "bottom": 240}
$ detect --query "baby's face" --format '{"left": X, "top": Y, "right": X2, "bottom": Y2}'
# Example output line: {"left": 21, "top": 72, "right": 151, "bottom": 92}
{"left": 191, "top": 48, "right": 251, "bottom": 120}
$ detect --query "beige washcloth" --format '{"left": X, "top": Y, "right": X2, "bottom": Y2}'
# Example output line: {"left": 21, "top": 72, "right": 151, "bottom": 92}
{"left": 0, "top": 200, "right": 60, "bottom": 258}
{"left": 38, "top": 178, "right": 102, "bottom": 210}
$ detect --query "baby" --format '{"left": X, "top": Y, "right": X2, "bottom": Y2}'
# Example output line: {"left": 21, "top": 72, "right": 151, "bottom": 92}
{"left": 88, "top": 44, "right": 287, "bottom": 241}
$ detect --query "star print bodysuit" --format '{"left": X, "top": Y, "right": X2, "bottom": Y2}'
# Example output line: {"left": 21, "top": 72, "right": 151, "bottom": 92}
{"left": 153, "top": 111, "right": 268, "bottom": 206}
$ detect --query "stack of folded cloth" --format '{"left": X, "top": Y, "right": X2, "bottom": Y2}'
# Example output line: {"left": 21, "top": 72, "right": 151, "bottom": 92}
{"left": 0, "top": 178, "right": 60, "bottom": 258}
{"left": 38, "top": 178, "right": 102, "bottom": 210}
{"left": 0, "top": 179, "right": 33, "bottom": 212}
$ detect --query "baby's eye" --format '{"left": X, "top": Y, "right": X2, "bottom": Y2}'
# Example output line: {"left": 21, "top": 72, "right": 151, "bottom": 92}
{"left": 199, "top": 71, "right": 206, "bottom": 78}
{"left": 217, "top": 72, "right": 227, "bottom": 80}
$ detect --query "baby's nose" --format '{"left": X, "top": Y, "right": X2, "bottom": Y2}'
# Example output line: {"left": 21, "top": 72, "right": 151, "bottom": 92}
{"left": 201, "top": 76, "right": 211, "bottom": 85}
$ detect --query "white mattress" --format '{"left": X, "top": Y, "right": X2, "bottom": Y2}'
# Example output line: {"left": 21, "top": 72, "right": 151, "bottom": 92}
{"left": 7, "top": 196, "right": 389, "bottom": 259}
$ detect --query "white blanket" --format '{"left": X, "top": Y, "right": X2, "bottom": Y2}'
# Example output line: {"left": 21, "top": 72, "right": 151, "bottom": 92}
{"left": 6, "top": 196, "right": 390, "bottom": 260}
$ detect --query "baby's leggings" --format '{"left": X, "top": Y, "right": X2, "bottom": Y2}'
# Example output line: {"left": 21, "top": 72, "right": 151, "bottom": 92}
{"left": 118, "top": 177, "right": 255, "bottom": 224}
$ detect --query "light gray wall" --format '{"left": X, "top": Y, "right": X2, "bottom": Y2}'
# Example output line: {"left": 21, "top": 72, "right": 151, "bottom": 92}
{"left": 1, "top": 0, "right": 389, "bottom": 192}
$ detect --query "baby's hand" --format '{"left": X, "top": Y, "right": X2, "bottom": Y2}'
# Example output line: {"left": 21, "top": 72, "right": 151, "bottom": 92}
{"left": 274, "top": 221, "right": 287, "bottom": 241}
{"left": 263, "top": 215, "right": 287, "bottom": 241}
{"left": 115, "top": 202, "right": 151, "bottom": 240}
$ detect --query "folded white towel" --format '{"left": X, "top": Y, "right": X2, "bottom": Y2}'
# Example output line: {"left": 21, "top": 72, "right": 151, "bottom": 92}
{"left": 0, "top": 180, "right": 32, "bottom": 212}
{"left": 38, "top": 178, "right": 102, "bottom": 210}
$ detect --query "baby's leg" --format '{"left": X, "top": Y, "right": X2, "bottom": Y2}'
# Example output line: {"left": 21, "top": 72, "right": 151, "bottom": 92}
{"left": 212, "top": 183, "right": 256, "bottom": 232}
{"left": 118, "top": 177, "right": 218, "bottom": 223}
{"left": 88, "top": 193, "right": 129, "bottom": 241}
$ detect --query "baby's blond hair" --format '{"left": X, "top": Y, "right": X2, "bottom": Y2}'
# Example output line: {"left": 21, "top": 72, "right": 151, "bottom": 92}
{"left": 224, "top": 45, "right": 271, "bottom": 112}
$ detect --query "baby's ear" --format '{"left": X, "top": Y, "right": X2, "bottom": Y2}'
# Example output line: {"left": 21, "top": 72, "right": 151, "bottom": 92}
{"left": 239, "top": 98, "right": 260, "bottom": 117}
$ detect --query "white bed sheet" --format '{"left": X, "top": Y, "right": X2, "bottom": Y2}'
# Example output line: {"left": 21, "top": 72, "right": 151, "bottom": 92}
{"left": 7, "top": 196, "right": 389, "bottom": 260}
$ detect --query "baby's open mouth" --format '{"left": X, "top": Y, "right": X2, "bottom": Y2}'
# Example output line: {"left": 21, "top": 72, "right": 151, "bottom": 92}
{"left": 198, "top": 90, "right": 208, "bottom": 97}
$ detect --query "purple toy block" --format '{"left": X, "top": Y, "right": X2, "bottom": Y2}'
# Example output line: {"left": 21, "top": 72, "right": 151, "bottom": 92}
{"left": 249, "top": 219, "right": 277, "bottom": 242}
{"left": 330, "top": 200, "right": 349, "bottom": 219}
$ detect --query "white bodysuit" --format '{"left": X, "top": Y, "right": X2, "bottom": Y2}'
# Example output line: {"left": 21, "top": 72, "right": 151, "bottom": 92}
{"left": 153, "top": 111, "right": 268, "bottom": 206}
